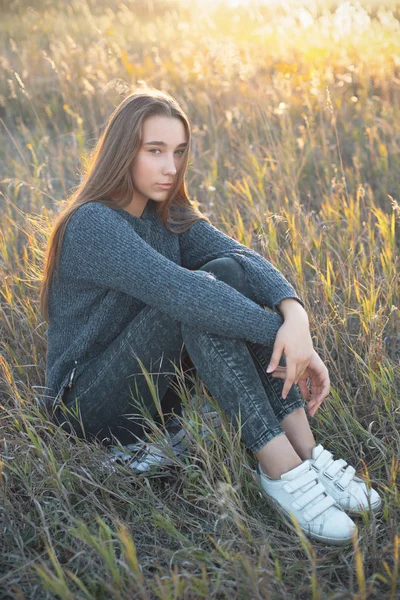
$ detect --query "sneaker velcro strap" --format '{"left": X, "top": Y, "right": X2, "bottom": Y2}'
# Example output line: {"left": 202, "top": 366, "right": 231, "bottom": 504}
{"left": 335, "top": 465, "right": 356, "bottom": 490}
{"left": 284, "top": 469, "right": 318, "bottom": 493}
{"left": 293, "top": 482, "right": 326, "bottom": 510}
{"left": 313, "top": 448, "right": 334, "bottom": 470}
{"left": 323, "top": 458, "right": 348, "bottom": 479}
{"left": 303, "top": 495, "right": 337, "bottom": 522}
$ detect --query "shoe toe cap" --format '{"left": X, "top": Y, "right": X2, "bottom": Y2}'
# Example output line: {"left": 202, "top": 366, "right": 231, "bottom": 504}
{"left": 369, "top": 487, "right": 382, "bottom": 510}
{"left": 313, "top": 509, "right": 357, "bottom": 543}
{"left": 348, "top": 483, "right": 382, "bottom": 512}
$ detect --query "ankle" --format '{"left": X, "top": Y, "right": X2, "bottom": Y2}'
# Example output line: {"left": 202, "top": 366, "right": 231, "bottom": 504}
{"left": 259, "top": 457, "right": 303, "bottom": 480}
{"left": 298, "top": 447, "right": 314, "bottom": 460}
{"left": 255, "top": 433, "right": 304, "bottom": 480}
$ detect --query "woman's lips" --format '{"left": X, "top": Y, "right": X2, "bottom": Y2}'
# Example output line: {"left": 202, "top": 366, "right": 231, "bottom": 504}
{"left": 157, "top": 184, "right": 172, "bottom": 188}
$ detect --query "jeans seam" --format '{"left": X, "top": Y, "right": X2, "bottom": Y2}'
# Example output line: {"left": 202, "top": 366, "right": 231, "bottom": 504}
{"left": 198, "top": 332, "right": 283, "bottom": 444}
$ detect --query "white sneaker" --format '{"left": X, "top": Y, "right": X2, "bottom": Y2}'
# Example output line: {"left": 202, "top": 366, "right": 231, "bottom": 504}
{"left": 106, "top": 439, "right": 178, "bottom": 472}
{"left": 101, "top": 405, "right": 223, "bottom": 474}
{"left": 256, "top": 460, "right": 357, "bottom": 545}
{"left": 306, "top": 445, "right": 382, "bottom": 515}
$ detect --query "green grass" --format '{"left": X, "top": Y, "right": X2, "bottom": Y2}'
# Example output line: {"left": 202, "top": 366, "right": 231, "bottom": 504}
{"left": 0, "top": 0, "right": 399, "bottom": 598}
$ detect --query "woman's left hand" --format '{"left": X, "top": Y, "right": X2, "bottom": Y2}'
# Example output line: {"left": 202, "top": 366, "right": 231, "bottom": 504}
{"left": 266, "top": 309, "right": 314, "bottom": 399}
{"left": 270, "top": 350, "right": 330, "bottom": 416}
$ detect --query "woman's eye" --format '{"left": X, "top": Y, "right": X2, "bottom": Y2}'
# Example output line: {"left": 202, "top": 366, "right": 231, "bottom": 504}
{"left": 148, "top": 149, "right": 185, "bottom": 155}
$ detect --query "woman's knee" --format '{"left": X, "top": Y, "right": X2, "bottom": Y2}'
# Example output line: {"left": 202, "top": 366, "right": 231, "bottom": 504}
{"left": 198, "top": 257, "right": 253, "bottom": 298}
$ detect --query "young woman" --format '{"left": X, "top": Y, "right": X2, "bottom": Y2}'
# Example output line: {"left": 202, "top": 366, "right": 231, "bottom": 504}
{"left": 40, "top": 87, "right": 381, "bottom": 546}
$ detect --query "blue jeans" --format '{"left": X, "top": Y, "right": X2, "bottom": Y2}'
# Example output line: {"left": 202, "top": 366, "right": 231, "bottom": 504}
{"left": 54, "top": 258, "right": 305, "bottom": 452}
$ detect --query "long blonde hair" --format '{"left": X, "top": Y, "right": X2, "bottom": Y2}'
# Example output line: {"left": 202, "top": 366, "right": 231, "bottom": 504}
{"left": 39, "top": 87, "right": 210, "bottom": 324}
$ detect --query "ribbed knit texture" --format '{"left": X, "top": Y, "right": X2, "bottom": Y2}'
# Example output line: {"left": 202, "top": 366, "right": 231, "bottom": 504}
{"left": 43, "top": 199, "right": 304, "bottom": 407}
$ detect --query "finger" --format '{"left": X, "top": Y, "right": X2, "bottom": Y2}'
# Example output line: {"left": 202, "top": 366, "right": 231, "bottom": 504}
{"left": 309, "top": 399, "right": 324, "bottom": 417}
{"left": 322, "top": 375, "right": 330, "bottom": 398}
{"left": 307, "top": 401, "right": 319, "bottom": 417}
{"left": 311, "top": 374, "right": 330, "bottom": 405}
{"left": 282, "top": 362, "right": 296, "bottom": 399}
{"left": 308, "top": 382, "right": 329, "bottom": 415}
{"left": 270, "top": 366, "right": 286, "bottom": 380}
{"left": 266, "top": 343, "right": 284, "bottom": 373}
{"left": 309, "top": 406, "right": 317, "bottom": 418}
{"left": 294, "top": 364, "right": 308, "bottom": 385}
{"left": 297, "top": 378, "right": 310, "bottom": 400}
{"left": 271, "top": 371, "right": 286, "bottom": 380}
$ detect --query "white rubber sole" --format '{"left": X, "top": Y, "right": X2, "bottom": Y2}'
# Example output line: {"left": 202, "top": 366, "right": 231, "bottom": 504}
{"left": 255, "top": 471, "right": 356, "bottom": 546}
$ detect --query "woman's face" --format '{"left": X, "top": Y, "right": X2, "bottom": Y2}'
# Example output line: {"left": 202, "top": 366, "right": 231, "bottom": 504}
{"left": 130, "top": 115, "right": 187, "bottom": 207}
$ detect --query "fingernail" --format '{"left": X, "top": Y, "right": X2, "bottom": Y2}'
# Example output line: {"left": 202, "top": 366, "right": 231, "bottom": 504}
{"left": 266, "top": 364, "right": 273, "bottom": 373}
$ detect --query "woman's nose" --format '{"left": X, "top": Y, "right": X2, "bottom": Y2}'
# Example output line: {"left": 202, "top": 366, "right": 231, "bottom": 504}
{"left": 162, "top": 154, "right": 177, "bottom": 175}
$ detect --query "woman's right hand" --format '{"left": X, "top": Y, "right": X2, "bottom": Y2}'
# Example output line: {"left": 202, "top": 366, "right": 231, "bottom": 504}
{"left": 270, "top": 349, "right": 330, "bottom": 417}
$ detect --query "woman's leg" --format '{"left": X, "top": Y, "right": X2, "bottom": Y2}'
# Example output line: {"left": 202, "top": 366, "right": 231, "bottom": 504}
{"left": 280, "top": 408, "right": 316, "bottom": 460}
{"left": 244, "top": 338, "right": 317, "bottom": 461}
{"left": 55, "top": 304, "right": 193, "bottom": 446}
{"left": 192, "top": 258, "right": 311, "bottom": 478}
{"left": 55, "top": 256, "right": 311, "bottom": 479}
{"left": 181, "top": 319, "right": 305, "bottom": 478}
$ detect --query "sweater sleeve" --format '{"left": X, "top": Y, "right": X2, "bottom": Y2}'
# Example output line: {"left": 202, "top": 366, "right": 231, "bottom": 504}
{"left": 179, "top": 217, "right": 305, "bottom": 316}
{"left": 59, "top": 202, "right": 284, "bottom": 347}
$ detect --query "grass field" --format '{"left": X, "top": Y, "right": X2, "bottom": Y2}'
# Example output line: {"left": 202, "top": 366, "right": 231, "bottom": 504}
{"left": 0, "top": 0, "right": 399, "bottom": 598}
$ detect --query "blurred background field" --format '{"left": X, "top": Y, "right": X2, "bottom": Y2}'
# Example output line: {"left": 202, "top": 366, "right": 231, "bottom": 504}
{"left": 0, "top": 0, "right": 399, "bottom": 598}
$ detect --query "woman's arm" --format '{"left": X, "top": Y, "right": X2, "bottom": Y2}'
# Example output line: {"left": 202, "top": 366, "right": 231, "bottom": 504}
{"left": 60, "top": 202, "right": 285, "bottom": 347}
{"left": 179, "top": 218, "right": 304, "bottom": 314}
{"left": 179, "top": 218, "right": 314, "bottom": 396}
{"left": 277, "top": 298, "right": 309, "bottom": 319}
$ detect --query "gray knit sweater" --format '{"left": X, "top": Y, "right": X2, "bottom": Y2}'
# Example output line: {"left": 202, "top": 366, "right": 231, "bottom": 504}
{"left": 43, "top": 199, "right": 304, "bottom": 408}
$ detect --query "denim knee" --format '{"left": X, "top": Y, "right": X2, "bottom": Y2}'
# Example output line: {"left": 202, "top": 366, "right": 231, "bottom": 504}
{"left": 198, "top": 257, "right": 253, "bottom": 298}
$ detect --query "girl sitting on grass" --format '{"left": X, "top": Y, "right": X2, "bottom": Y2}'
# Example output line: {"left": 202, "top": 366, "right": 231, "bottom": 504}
{"left": 39, "top": 87, "right": 381, "bottom": 546}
